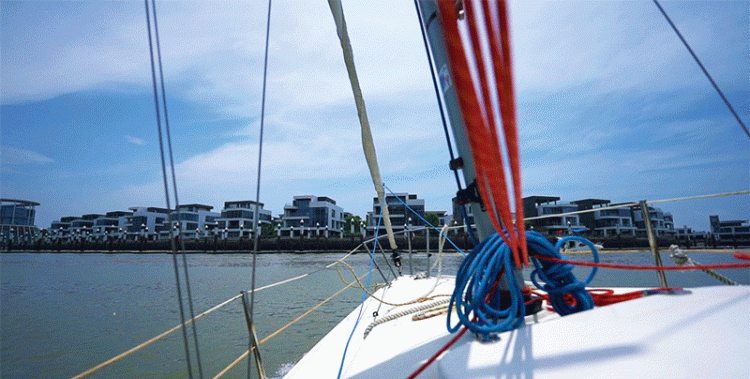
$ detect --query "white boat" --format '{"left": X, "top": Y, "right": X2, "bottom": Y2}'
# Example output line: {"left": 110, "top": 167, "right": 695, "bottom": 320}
{"left": 282, "top": 1, "right": 750, "bottom": 378}
{"left": 559, "top": 238, "right": 603, "bottom": 252}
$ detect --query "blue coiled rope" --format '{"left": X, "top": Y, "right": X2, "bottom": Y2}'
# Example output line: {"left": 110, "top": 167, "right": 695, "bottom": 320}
{"left": 528, "top": 233, "right": 599, "bottom": 316}
{"left": 448, "top": 231, "right": 599, "bottom": 338}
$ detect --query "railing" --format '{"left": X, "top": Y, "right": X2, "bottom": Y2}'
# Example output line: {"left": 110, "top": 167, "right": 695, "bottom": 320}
{"left": 69, "top": 228, "right": 437, "bottom": 379}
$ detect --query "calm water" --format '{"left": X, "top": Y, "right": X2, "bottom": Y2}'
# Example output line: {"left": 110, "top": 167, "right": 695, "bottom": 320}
{"left": 1, "top": 250, "right": 748, "bottom": 378}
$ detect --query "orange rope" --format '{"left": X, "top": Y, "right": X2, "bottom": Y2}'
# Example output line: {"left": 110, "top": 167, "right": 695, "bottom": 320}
{"left": 436, "top": 0, "right": 527, "bottom": 266}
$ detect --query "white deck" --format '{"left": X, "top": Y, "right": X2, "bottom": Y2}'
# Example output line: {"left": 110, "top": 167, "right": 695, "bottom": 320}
{"left": 283, "top": 276, "right": 750, "bottom": 378}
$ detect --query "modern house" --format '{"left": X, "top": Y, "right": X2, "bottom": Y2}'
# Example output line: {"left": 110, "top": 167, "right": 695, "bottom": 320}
{"left": 632, "top": 205, "right": 675, "bottom": 237}
{"left": 91, "top": 211, "right": 132, "bottom": 241}
{"left": 279, "top": 195, "right": 345, "bottom": 237}
{"left": 523, "top": 196, "right": 584, "bottom": 235}
{"left": 572, "top": 199, "right": 637, "bottom": 237}
{"left": 1, "top": 199, "right": 40, "bottom": 241}
{"left": 126, "top": 207, "right": 171, "bottom": 241}
{"left": 158, "top": 204, "right": 220, "bottom": 240}
{"left": 366, "top": 193, "right": 425, "bottom": 235}
{"left": 216, "top": 201, "right": 270, "bottom": 238}
{"left": 50, "top": 216, "right": 78, "bottom": 242}
{"left": 710, "top": 215, "right": 750, "bottom": 243}
{"left": 70, "top": 214, "right": 99, "bottom": 241}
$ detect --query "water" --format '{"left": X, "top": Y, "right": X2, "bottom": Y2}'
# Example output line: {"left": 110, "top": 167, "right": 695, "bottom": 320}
{"left": 1, "top": 250, "right": 748, "bottom": 378}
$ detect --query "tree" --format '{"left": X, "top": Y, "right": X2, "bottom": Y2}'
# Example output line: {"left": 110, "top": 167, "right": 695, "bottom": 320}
{"left": 425, "top": 212, "right": 440, "bottom": 227}
{"left": 344, "top": 215, "right": 364, "bottom": 237}
{"left": 261, "top": 223, "right": 276, "bottom": 236}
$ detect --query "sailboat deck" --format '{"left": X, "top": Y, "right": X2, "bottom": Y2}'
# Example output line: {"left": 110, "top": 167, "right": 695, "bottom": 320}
{"left": 284, "top": 276, "right": 749, "bottom": 378}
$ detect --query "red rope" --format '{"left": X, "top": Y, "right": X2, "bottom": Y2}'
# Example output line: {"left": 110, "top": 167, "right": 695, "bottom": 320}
{"left": 406, "top": 325, "right": 469, "bottom": 379}
{"left": 530, "top": 287, "right": 686, "bottom": 310}
{"left": 436, "top": 0, "right": 528, "bottom": 267}
{"left": 535, "top": 253, "right": 750, "bottom": 270}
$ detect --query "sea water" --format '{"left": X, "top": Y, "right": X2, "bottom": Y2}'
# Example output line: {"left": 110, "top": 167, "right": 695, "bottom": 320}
{"left": 1, "top": 251, "right": 747, "bottom": 378}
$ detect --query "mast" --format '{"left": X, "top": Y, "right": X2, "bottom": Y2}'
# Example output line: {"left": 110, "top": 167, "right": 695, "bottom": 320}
{"left": 416, "top": 0, "right": 495, "bottom": 241}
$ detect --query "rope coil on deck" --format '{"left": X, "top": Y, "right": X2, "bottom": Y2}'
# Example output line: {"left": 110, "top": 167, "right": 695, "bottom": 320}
{"left": 363, "top": 298, "right": 451, "bottom": 338}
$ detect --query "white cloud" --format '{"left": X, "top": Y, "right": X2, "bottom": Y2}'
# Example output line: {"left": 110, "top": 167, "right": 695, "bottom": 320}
{"left": 125, "top": 135, "right": 146, "bottom": 146}
{"left": 0, "top": 146, "right": 54, "bottom": 165}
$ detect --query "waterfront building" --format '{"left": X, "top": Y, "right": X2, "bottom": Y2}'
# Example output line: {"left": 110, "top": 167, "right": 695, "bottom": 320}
{"left": 280, "top": 195, "right": 344, "bottom": 237}
{"left": 126, "top": 207, "right": 170, "bottom": 241}
{"left": 710, "top": 215, "right": 750, "bottom": 243}
{"left": 70, "top": 214, "right": 100, "bottom": 242}
{"left": 572, "top": 199, "right": 637, "bottom": 237}
{"left": 366, "top": 193, "right": 425, "bottom": 235}
{"left": 215, "top": 201, "right": 269, "bottom": 238}
{"left": 523, "top": 196, "right": 584, "bottom": 235}
{"left": 676, "top": 225, "right": 710, "bottom": 247}
{"left": 91, "top": 211, "right": 132, "bottom": 241}
{"left": 632, "top": 206, "right": 675, "bottom": 237}
{"left": 160, "top": 204, "right": 220, "bottom": 240}
{"left": 1, "top": 199, "right": 40, "bottom": 242}
{"left": 51, "top": 216, "right": 77, "bottom": 242}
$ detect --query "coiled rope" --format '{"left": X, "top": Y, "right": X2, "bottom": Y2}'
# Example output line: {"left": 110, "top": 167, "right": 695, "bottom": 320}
{"left": 448, "top": 231, "right": 595, "bottom": 337}
{"left": 528, "top": 233, "right": 598, "bottom": 316}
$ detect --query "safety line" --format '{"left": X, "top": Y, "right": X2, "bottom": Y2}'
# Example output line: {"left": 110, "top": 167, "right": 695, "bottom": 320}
{"left": 523, "top": 190, "right": 750, "bottom": 222}
{"left": 71, "top": 268, "right": 336, "bottom": 379}
{"left": 535, "top": 253, "right": 750, "bottom": 271}
{"left": 212, "top": 276, "right": 363, "bottom": 379}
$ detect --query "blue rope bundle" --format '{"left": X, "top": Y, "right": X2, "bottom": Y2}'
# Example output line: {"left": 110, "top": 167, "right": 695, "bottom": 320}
{"left": 448, "top": 231, "right": 599, "bottom": 338}
{"left": 448, "top": 233, "right": 525, "bottom": 336}
{"left": 528, "top": 232, "right": 598, "bottom": 316}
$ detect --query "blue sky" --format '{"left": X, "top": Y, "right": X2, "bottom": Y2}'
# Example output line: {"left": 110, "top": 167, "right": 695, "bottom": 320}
{"left": 1, "top": 0, "right": 748, "bottom": 232}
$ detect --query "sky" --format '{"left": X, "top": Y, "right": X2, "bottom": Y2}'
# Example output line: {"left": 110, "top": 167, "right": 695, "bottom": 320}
{"left": 1, "top": 0, "right": 748, "bottom": 232}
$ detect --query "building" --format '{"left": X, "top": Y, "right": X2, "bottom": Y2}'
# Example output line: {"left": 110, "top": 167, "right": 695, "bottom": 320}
{"left": 572, "top": 199, "right": 637, "bottom": 237}
{"left": 157, "top": 204, "right": 220, "bottom": 240}
{"left": 1, "top": 199, "right": 40, "bottom": 241}
{"left": 70, "top": 214, "right": 100, "bottom": 241}
{"left": 523, "top": 196, "right": 583, "bottom": 235}
{"left": 215, "top": 201, "right": 269, "bottom": 238}
{"left": 710, "top": 215, "right": 750, "bottom": 243}
{"left": 366, "top": 193, "right": 425, "bottom": 235}
{"left": 91, "top": 211, "right": 132, "bottom": 241}
{"left": 632, "top": 206, "right": 675, "bottom": 237}
{"left": 127, "top": 207, "right": 171, "bottom": 241}
{"left": 279, "top": 195, "right": 345, "bottom": 237}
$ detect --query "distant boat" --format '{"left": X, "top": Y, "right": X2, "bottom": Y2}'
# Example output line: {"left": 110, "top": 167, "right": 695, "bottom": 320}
{"left": 559, "top": 238, "right": 604, "bottom": 253}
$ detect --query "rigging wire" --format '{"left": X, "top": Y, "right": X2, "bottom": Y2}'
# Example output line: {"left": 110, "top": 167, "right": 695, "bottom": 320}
{"left": 336, "top": 208, "right": 383, "bottom": 379}
{"left": 413, "top": 0, "right": 463, "bottom": 190}
{"left": 148, "top": 1, "right": 204, "bottom": 376}
{"left": 652, "top": 0, "right": 749, "bottom": 138}
{"left": 143, "top": 1, "right": 201, "bottom": 377}
{"left": 247, "top": 0, "right": 273, "bottom": 377}
{"left": 384, "top": 185, "right": 467, "bottom": 256}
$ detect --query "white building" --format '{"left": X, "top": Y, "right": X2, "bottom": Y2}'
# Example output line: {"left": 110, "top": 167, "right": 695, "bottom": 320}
{"left": 280, "top": 195, "right": 344, "bottom": 237}
{"left": 366, "top": 193, "right": 426, "bottom": 236}
{"left": 216, "top": 201, "right": 270, "bottom": 238}
{"left": 91, "top": 211, "right": 131, "bottom": 241}
{"left": 633, "top": 206, "right": 675, "bottom": 237}
{"left": 127, "top": 206, "right": 171, "bottom": 241}
{"left": 524, "top": 196, "right": 583, "bottom": 235}
{"left": 572, "top": 199, "right": 637, "bottom": 237}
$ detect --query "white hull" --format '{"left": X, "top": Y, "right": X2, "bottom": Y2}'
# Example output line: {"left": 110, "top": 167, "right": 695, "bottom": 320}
{"left": 285, "top": 276, "right": 749, "bottom": 378}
